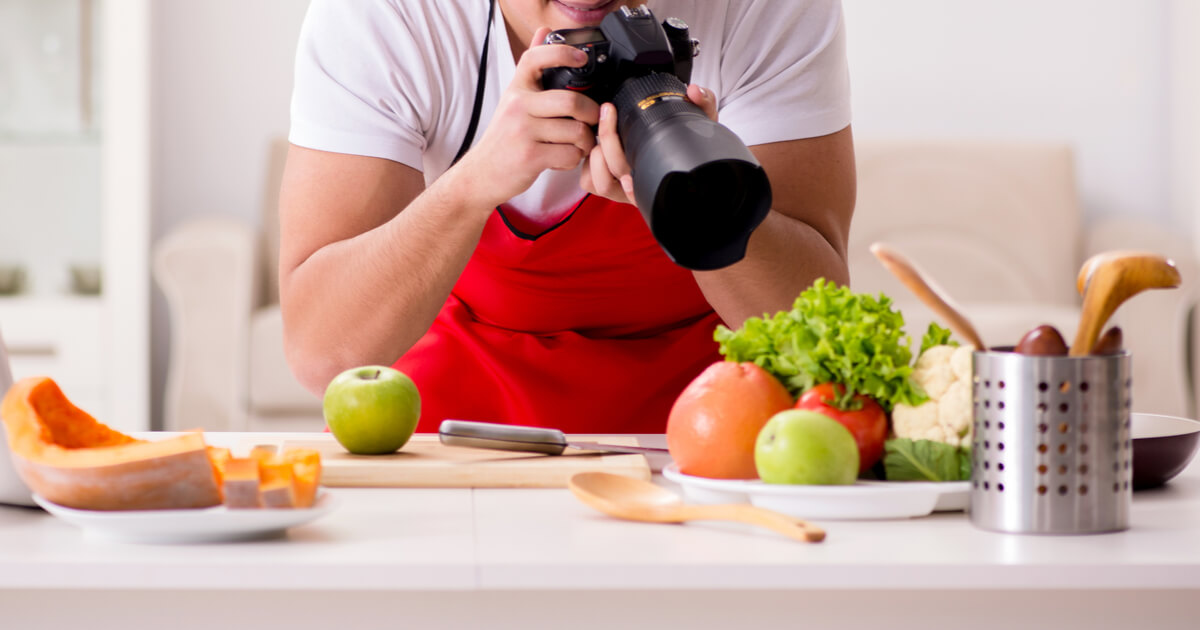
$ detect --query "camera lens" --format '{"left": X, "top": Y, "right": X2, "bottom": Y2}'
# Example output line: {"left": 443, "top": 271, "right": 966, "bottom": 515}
{"left": 612, "top": 73, "right": 771, "bottom": 270}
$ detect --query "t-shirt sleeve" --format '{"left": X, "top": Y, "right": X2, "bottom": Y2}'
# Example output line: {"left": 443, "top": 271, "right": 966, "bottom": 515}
{"left": 716, "top": 0, "right": 852, "bottom": 147}
{"left": 289, "top": 0, "right": 430, "bottom": 171}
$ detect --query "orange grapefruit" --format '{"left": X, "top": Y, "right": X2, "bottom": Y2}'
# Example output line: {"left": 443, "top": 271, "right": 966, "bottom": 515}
{"left": 666, "top": 361, "right": 794, "bottom": 479}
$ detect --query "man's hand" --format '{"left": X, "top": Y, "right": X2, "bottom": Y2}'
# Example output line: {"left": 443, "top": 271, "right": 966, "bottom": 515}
{"left": 457, "top": 27, "right": 600, "bottom": 209}
{"left": 580, "top": 83, "right": 719, "bottom": 206}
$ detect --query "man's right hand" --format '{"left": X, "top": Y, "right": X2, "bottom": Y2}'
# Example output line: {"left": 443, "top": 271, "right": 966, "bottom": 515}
{"left": 455, "top": 27, "right": 600, "bottom": 209}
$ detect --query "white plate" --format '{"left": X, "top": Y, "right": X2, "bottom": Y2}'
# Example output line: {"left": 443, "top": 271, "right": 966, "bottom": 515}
{"left": 33, "top": 492, "right": 339, "bottom": 544}
{"left": 662, "top": 464, "right": 969, "bottom": 520}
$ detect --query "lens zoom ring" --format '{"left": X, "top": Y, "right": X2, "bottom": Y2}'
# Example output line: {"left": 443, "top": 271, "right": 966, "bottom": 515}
{"left": 612, "top": 72, "right": 699, "bottom": 129}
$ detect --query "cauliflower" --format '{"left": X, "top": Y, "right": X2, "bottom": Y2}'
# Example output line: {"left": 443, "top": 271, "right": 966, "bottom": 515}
{"left": 891, "top": 344, "right": 973, "bottom": 447}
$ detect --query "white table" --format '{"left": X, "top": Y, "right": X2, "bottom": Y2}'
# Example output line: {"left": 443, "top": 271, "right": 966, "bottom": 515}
{"left": 2, "top": 432, "right": 1199, "bottom": 629}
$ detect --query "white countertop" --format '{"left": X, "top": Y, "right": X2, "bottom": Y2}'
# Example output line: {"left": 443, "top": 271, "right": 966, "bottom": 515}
{"left": 3, "top": 432, "right": 1200, "bottom": 629}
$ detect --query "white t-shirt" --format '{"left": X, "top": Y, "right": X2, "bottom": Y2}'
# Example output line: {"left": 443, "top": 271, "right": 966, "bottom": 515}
{"left": 290, "top": 0, "right": 851, "bottom": 228}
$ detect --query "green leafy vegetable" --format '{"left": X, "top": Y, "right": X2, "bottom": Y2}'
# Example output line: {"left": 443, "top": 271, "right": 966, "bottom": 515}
{"left": 883, "top": 438, "right": 972, "bottom": 482}
{"left": 714, "top": 278, "right": 926, "bottom": 411}
{"left": 919, "top": 322, "right": 958, "bottom": 355}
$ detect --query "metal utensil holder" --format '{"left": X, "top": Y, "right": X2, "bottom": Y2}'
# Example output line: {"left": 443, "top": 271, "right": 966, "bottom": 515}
{"left": 969, "top": 349, "right": 1132, "bottom": 534}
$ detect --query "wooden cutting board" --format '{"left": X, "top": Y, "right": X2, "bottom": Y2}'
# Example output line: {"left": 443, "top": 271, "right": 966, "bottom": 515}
{"left": 238, "top": 434, "right": 652, "bottom": 488}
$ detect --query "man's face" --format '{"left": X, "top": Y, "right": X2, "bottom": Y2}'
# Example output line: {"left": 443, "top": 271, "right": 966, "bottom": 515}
{"left": 500, "top": 0, "right": 639, "bottom": 50}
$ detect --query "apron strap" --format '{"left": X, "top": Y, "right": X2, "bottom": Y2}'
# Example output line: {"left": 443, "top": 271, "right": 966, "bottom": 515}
{"left": 452, "top": 0, "right": 496, "bottom": 166}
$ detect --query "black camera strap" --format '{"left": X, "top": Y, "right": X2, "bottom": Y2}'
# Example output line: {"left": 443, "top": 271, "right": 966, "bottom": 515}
{"left": 451, "top": 0, "right": 496, "bottom": 166}
{"left": 452, "top": 0, "right": 590, "bottom": 241}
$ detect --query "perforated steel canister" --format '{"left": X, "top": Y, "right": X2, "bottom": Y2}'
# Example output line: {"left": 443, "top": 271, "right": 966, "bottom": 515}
{"left": 969, "top": 349, "right": 1132, "bottom": 534}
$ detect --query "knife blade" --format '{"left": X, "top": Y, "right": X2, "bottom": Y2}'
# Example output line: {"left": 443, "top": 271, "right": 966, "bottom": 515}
{"left": 438, "top": 419, "right": 668, "bottom": 456}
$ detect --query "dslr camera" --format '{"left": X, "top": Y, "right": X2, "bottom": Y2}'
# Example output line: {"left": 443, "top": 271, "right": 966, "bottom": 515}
{"left": 541, "top": 5, "right": 772, "bottom": 271}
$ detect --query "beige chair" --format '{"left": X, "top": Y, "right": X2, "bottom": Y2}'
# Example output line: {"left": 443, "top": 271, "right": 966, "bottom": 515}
{"left": 153, "top": 137, "right": 1200, "bottom": 432}
{"left": 154, "top": 140, "right": 321, "bottom": 432}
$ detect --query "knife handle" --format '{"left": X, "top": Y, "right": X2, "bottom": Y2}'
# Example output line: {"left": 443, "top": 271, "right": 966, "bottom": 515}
{"left": 438, "top": 420, "right": 568, "bottom": 455}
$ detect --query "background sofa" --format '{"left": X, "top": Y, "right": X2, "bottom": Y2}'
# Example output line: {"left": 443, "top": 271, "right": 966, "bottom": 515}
{"left": 153, "top": 138, "right": 1200, "bottom": 432}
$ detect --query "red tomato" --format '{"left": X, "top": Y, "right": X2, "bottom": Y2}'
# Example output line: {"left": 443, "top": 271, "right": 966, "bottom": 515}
{"left": 795, "top": 383, "right": 887, "bottom": 473}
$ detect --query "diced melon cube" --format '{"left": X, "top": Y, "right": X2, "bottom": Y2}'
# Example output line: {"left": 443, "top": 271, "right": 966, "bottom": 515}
{"left": 259, "top": 460, "right": 295, "bottom": 508}
{"left": 222, "top": 458, "right": 262, "bottom": 508}
{"left": 283, "top": 448, "right": 322, "bottom": 508}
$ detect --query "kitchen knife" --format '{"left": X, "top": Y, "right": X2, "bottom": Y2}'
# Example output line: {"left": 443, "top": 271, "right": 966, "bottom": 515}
{"left": 438, "top": 420, "right": 669, "bottom": 456}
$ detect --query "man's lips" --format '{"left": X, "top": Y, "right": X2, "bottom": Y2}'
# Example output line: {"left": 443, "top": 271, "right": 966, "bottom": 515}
{"left": 552, "top": 0, "right": 618, "bottom": 24}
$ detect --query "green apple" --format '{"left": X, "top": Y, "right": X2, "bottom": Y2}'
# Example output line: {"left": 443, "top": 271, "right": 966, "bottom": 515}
{"left": 755, "top": 409, "right": 859, "bottom": 485}
{"left": 323, "top": 365, "right": 421, "bottom": 455}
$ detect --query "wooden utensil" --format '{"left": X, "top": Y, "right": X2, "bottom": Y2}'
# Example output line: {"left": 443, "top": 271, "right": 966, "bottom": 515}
{"left": 1070, "top": 251, "right": 1181, "bottom": 356}
{"left": 870, "top": 242, "right": 986, "bottom": 350}
{"left": 568, "top": 472, "right": 826, "bottom": 543}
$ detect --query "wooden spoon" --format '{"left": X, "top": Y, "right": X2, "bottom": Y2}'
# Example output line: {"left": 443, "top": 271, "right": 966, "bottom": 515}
{"left": 567, "top": 472, "right": 825, "bottom": 543}
{"left": 1070, "top": 251, "right": 1181, "bottom": 356}
{"left": 869, "top": 242, "right": 986, "bottom": 350}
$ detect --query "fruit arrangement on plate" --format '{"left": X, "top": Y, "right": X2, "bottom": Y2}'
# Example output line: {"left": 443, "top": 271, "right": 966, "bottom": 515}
{"left": 667, "top": 278, "right": 972, "bottom": 489}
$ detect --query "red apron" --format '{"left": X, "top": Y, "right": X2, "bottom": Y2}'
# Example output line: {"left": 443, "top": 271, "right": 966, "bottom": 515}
{"left": 393, "top": 195, "right": 723, "bottom": 434}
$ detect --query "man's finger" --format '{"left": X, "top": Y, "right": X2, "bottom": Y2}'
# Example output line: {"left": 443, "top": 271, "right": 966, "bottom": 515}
{"left": 596, "top": 103, "right": 632, "bottom": 184}
{"left": 525, "top": 90, "right": 601, "bottom": 126}
{"left": 529, "top": 26, "right": 552, "bottom": 50}
{"left": 687, "top": 84, "right": 718, "bottom": 122}
{"left": 515, "top": 31, "right": 587, "bottom": 89}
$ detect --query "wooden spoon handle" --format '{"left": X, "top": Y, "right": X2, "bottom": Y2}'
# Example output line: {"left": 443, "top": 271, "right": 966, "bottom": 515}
{"left": 1069, "top": 272, "right": 1118, "bottom": 357}
{"left": 870, "top": 243, "right": 987, "bottom": 351}
{"left": 679, "top": 503, "right": 826, "bottom": 543}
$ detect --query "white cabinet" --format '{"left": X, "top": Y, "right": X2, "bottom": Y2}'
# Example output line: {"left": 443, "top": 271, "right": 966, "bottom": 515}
{"left": 0, "top": 1, "right": 150, "bottom": 431}
{"left": 0, "top": 296, "right": 106, "bottom": 423}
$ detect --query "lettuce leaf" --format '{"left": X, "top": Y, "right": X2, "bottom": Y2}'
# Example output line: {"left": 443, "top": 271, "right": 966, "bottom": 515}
{"left": 883, "top": 438, "right": 972, "bottom": 482}
{"left": 920, "top": 322, "right": 958, "bottom": 355}
{"left": 714, "top": 278, "right": 927, "bottom": 412}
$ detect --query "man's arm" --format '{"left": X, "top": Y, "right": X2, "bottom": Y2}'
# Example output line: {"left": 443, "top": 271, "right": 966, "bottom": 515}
{"left": 278, "top": 148, "right": 494, "bottom": 397}
{"left": 279, "top": 32, "right": 600, "bottom": 397}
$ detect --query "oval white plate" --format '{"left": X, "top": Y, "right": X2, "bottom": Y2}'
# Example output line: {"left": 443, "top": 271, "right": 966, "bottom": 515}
{"left": 33, "top": 492, "right": 338, "bottom": 544}
{"left": 662, "top": 464, "right": 969, "bottom": 520}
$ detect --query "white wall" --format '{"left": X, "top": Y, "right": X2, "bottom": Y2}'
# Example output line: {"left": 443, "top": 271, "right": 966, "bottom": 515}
{"left": 843, "top": 0, "right": 1175, "bottom": 230}
{"left": 144, "top": 0, "right": 1192, "bottom": 426}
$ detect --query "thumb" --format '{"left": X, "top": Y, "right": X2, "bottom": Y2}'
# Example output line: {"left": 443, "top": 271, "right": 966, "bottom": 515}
{"left": 687, "top": 84, "right": 718, "bottom": 122}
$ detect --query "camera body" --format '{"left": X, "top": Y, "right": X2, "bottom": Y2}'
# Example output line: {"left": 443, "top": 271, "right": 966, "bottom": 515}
{"left": 540, "top": 5, "right": 771, "bottom": 271}
{"left": 541, "top": 6, "right": 697, "bottom": 105}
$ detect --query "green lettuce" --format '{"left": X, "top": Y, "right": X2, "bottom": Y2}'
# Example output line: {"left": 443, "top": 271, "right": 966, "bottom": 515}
{"left": 714, "top": 278, "right": 927, "bottom": 412}
{"left": 883, "top": 438, "right": 972, "bottom": 482}
{"left": 919, "top": 322, "right": 958, "bottom": 355}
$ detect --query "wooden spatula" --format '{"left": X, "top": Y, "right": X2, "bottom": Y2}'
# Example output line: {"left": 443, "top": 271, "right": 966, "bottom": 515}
{"left": 1070, "top": 251, "right": 1181, "bottom": 356}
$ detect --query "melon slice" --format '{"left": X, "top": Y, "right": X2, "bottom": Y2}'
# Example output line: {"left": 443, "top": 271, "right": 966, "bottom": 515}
{"left": 0, "top": 377, "right": 222, "bottom": 511}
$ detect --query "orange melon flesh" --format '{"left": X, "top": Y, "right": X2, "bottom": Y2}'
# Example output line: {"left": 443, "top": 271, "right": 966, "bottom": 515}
{"left": 1, "top": 377, "right": 222, "bottom": 511}
{"left": 222, "top": 458, "right": 262, "bottom": 508}
{"left": 284, "top": 449, "right": 322, "bottom": 508}
{"left": 259, "top": 460, "right": 295, "bottom": 508}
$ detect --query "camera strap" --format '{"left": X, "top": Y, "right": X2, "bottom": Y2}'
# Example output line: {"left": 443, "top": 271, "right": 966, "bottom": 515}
{"left": 451, "top": 0, "right": 592, "bottom": 241}
{"left": 451, "top": 0, "right": 496, "bottom": 166}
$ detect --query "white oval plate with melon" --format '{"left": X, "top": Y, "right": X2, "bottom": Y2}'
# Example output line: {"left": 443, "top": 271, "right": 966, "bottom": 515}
{"left": 662, "top": 464, "right": 968, "bottom": 521}
{"left": 32, "top": 492, "right": 338, "bottom": 544}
